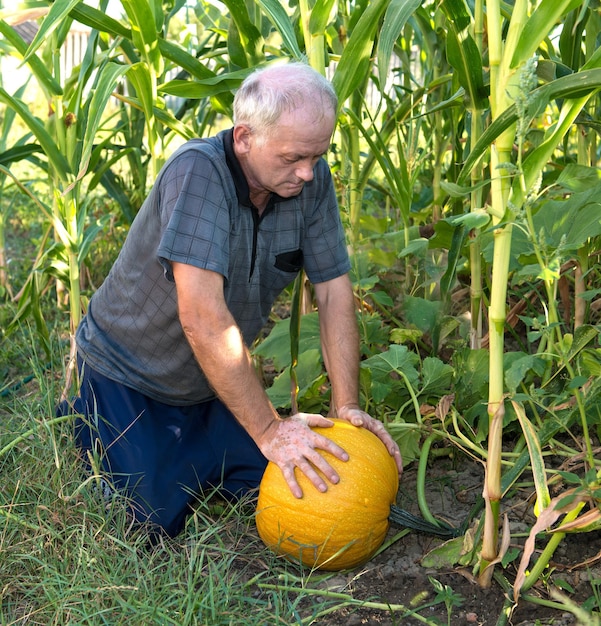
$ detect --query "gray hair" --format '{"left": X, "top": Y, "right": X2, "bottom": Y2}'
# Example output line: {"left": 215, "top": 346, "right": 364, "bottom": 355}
{"left": 233, "top": 62, "right": 338, "bottom": 138}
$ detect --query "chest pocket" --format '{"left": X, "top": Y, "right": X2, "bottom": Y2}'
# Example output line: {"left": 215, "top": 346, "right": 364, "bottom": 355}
{"left": 274, "top": 249, "right": 304, "bottom": 273}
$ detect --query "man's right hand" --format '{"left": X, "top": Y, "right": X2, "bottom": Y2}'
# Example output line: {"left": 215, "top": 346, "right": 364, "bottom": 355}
{"left": 258, "top": 414, "right": 349, "bottom": 498}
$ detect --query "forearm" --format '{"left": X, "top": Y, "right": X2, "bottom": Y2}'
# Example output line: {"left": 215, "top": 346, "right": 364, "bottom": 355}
{"left": 183, "top": 318, "right": 280, "bottom": 442}
{"left": 315, "top": 275, "right": 361, "bottom": 414}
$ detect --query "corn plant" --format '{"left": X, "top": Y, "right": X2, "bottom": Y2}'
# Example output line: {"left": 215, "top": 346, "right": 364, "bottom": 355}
{"left": 442, "top": 0, "right": 601, "bottom": 588}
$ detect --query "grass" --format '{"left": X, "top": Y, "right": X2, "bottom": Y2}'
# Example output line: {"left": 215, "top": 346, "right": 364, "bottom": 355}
{"left": 1, "top": 340, "right": 313, "bottom": 626}
{"left": 1, "top": 325, "right": 419, "bottom": 626}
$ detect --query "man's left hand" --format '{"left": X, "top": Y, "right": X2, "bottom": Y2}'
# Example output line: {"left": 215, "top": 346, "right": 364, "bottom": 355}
{"left": 336, "top": 405, "right": 403, "bottom": 475}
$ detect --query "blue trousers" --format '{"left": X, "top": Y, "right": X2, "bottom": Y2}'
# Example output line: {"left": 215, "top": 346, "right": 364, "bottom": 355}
{"left": 57, "top": 360, "right": 268, "bottom": 537}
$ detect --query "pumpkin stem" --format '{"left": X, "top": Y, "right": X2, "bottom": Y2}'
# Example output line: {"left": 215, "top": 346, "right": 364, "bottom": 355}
{"left": 389, "top": 505, "right": 461, "bottom": 539}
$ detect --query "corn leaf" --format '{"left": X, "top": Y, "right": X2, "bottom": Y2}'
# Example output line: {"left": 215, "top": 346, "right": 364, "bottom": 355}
{"left": 76, "top": 62, "right": 130, "bottom": 182}
{"left": 331, "top": 0, "right": 389, "bottom": 105}
{"left": 440, "top": 0, "right": 487, "bottom": 110}
{"left": 510, "top": 0, "right": 584, "bottom": 69}
{"left": 22, "top": 0, "right": 80, "bottom": 62}
{"left": 309, "top": 0, "right": 337, "bottom": 34}
{"left": 376, "top": 0, "right": 421, "bottom": 89}
{"left": 0, "top": 19, "right": 62, "bottom": 96}
{"left": 512, "top": 400, "right": 550, "bottom": 517}
{"left": 121, "top": 0, "right": 163, "bottom": 75}
{"left": 457, "top": 68, "right": 601, "bottom": 186}
{"left": 0, "top": 88, "right": 70, "bottom": 181}
{"left": 256, "top": 0, "right": 302, "bottom": 58}
{"left": 218, "top": 0, "right": 264, "bottom": 67}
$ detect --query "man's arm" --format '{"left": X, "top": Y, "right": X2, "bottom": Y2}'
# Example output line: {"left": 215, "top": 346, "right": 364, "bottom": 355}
{"left": 314, "top": 274, "right": 403, "bottom": 474}
{"left": 172, "top": 261, "right": 349, "bottom": 497}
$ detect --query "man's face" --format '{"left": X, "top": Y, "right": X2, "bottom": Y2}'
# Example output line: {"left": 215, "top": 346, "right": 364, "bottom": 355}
{"left": 234, "top": 106, "right": 336, "bottom": 201}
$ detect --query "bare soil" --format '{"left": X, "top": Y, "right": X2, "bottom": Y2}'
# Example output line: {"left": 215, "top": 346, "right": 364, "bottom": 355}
{"left": 291, "top": 452, "right": 601, "bottom": 625}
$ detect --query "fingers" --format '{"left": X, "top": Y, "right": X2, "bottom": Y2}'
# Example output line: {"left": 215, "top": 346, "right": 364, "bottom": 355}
{"left": 337, "top": 407, "right": 404, "bottom": 475}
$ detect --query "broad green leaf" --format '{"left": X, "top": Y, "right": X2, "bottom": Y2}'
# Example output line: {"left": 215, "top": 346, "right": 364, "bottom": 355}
{"left": 505, "top": 354, "right": 545, "bottom": 394}
{"left": 77, "top": 62, "right": 130, "bottom": 181}
{"left": 22, "top": 0, "right": 80, "bottom": 62}
{"left": 218, "top": 0, "right": 265, "bottom": 66}
{"left": 0, "top": 19, "right": 62, "bottom": 96}
{"left": 331, "top": 0, "right": 389, "bottom": 105}
{"left": 309, "top": 0, "right": 337, "bottom": 35}
{"left": 440, "top": 0, "right": 487, "bottom": 110}
{"left": 511, "top": 0, "right": 585, "bottom": 69}
{"left": 254, "top": 312, "right": 322, "bottom": 370}
{"left": 376, "top": 0, "right": 421, "bottom": 88}
{"left": 361, "top": 344, "right": 420, "bottom": 377}
{"left": 403, "top": 296, "right": 442, "bottom": 335}
{"left": 531, "top": 182, "right": 601, "bottom": 250}
{"left": 512, "top": 400, "right": 551, "bottom": 517}
{"left": 556, "top": 163, "right": 601, "bottom": 191}
{"left": 0, "top": 88, "right": 70, "bottom": 181}
{"left": 122, "top": 0, "right": 163, "bottom": 75}
{"left": 419, "top": 357, "right": 454, "bottom": 397}
{"left": 265, "top": 349, "right": 324, "bottom": 409}
{"left": 256, "top": 0, "right": 302, "bottom": 58}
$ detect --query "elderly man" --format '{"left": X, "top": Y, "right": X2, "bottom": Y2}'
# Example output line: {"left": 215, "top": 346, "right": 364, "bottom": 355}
{"left": 61, "top": 62, "right": 402, "bottom": 537}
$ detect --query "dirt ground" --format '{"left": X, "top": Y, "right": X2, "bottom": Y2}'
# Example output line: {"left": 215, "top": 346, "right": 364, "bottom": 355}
{"left": 300, "top": 452, "right": 601, "bottom": 626}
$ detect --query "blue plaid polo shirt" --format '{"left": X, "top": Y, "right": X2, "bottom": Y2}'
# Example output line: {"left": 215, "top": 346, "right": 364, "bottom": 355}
{"left": 76, "top": 129, "right": 351, "bottom": 405}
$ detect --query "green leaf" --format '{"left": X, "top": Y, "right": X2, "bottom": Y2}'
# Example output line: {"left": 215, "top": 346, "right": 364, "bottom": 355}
{"left": 159, "top": 68, "right": 251, "bottom": 98}
{"left": 440, "top": 0, "right": 487, "bottom": 110}
{"left": 457, "top": 68, "right": 601, "bottom": 186}
{"left": 256, "top": 0, "right": 303, "bottom": 58}
{"left": 77, "top": 62, "right": 130, "bottom": 181}
{"left": 22, "top": 0, "right": 81, "bottom": 62}
{"left": 265, "top": 349, "right": 325, "bottom": 409}
{"left": 253, "top": 312, "right": 321, "bottom": 370}
{"left": 403, "top": 296, "right": 442, "bottom": 335}
{"left": 122, "top": 0, "right": 163, "bottom": 75}
{"left": 419, "top": 357, "right": 454, "bottom": 397}
{"left": 309, "top": 0, "right": 337, "bottom": 35}
{"left": 331, "top": 0, "right": 389, "bottom": 105}
{"left": 0, "top": 89, "right": 70, "bottom": 181}
{"left": 511, "top": 0, "right": 585, "bottom": 69}
{"left": 218, "top": 0, "right": 265, "bottom": 66}
{"left": 556, "top": 163, "right": 601, "bottom": 192}
{"left": 512, "top": 400, "right": 551, "bottom": 516}
{"left": 0, "top": 20, "right": 62, "bottom": 96}
{"left": 376, "top": 0, "right": 421, "bottom": 86}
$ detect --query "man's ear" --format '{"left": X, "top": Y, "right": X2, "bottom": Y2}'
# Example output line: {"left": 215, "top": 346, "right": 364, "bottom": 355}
{"left": 233, "top": 124, "right": 252, "bottom": 155}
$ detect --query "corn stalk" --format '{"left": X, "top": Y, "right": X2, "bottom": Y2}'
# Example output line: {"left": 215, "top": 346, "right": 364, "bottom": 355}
{"left": 476, "top": 0, "right": 595, "bottom": 587}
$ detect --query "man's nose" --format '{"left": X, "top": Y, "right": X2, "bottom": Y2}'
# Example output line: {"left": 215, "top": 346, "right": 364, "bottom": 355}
{"left": 296, "top": 161, "right": 315, "bottom": 182}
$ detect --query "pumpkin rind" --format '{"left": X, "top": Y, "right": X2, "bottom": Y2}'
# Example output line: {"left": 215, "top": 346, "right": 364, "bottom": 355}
{"left": 255, "top": 419, "right": 399, "bottom": 570}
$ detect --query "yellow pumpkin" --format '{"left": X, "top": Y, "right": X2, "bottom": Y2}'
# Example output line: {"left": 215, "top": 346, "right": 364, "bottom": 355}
{"left": 255, "top": 419, "right": 399, "bottom": 570}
